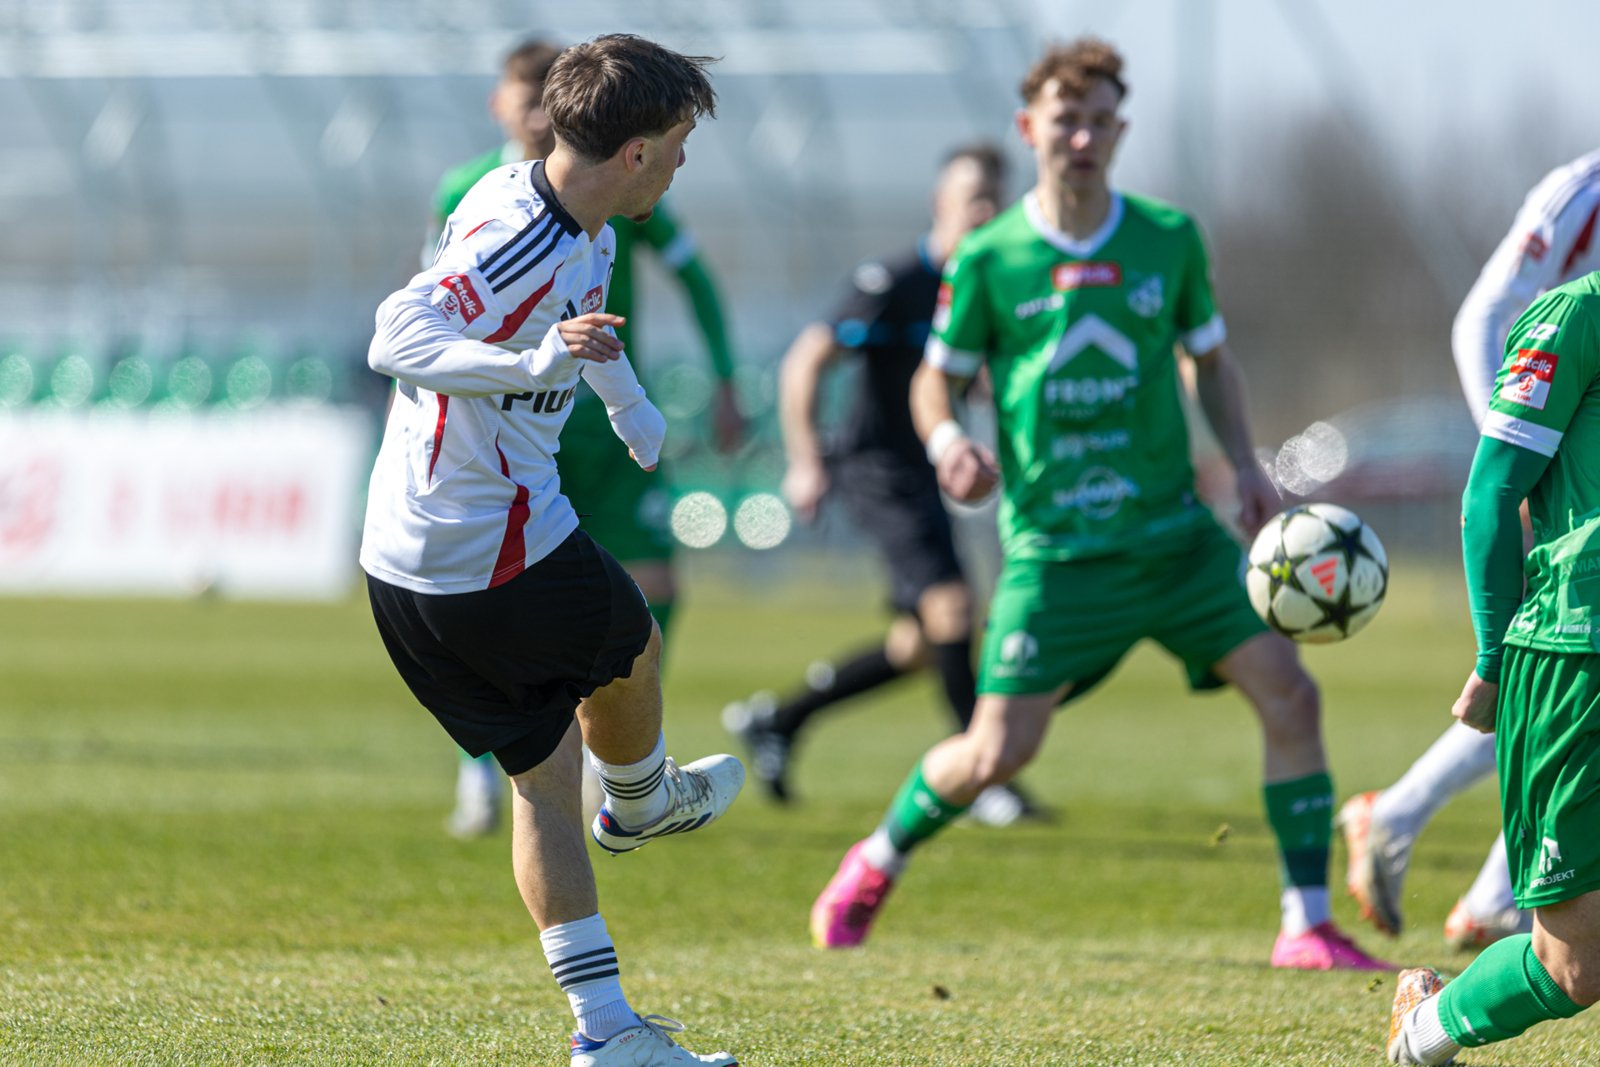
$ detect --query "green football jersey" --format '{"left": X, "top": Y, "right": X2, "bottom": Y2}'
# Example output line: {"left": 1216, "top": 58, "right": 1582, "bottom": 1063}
{"left": 1483, "top": 273, "right": 1600, "bottom": 652}
{"left": 928, "top": 192, "right": 1226, "bottom": 560}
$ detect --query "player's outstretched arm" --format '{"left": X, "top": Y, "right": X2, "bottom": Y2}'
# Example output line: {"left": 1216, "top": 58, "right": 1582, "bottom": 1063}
{"left": 644, "top": 209, "right": 744, "bottom": 452}
{"left": 911, "top": 360, "right": 997, "bottom": 504}
{"left": 1188, "top": 343, "right": 1277, "bottom": 535}
{"left": 777, "top": 322, "right": 842, "bottom": 522}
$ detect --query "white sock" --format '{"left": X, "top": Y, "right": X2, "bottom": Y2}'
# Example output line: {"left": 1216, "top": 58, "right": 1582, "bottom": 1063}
{"left": 540, "top": 914, "right": 639, "bottom": 1042}
{"left": 1462, "top": 833, "right": 1521, "bottom": 917}
{"left": 859, "top": 827, "right": 909, "bottom": 878}
{"left": 590, "top": 734, "right": 669, "bottom": 828}
{"left": 1404, "top": 992, "right": 1462, "bottom": 1065}
{"left": 1280, "top": 886, "right": 1330, "bottom": 936}
{"left": 1373, "top": 722, "right": 1497, "bottom": 837}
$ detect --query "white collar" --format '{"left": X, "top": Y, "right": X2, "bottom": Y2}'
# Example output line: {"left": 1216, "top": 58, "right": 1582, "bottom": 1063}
{"left": 1023, "top": 191, "right": 1124, "bottom": 257}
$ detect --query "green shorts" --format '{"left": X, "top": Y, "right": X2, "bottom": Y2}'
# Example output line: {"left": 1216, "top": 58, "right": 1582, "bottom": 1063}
{"left": 558, "top": 393, "right": 675, "bottom": 565}
{"left": 978, "top": 518, "right": 1267, "bottom": 699}
{"left": 1497, "top": 644, "right": 1600, "bottom": 909}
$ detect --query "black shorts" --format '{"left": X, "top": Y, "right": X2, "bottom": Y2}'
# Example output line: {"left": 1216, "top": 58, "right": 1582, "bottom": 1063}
{"left": 366, "top": 529, "right": 654, "bottom": 776}
{"left": 829, "top": 454, "right": 964, "bottom": 616}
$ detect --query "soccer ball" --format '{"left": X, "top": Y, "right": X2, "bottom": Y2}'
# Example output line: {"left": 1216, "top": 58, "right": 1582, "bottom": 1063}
{"left": 1245, "top": 503, "right": 1388, "bottom": 643}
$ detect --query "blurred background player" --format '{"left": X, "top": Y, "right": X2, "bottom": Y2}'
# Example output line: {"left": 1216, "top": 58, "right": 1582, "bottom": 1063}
{"left": 363, "top": 35, "right": 742, "bottom": 1065}
{"left": 721, "top": 143, "right": 1042, "bottom": 825}
{"left": 432, "top": 37, "right": 745, "bottom": 838}
{"left": 1384, "top": 271, "right": 1600, "bottom": 1066}
{"left": 810, "top": 37, "right": 1389, "bottom": 970}
{"left": 1339, "top": 148, "right": 1600, "bottom": 949}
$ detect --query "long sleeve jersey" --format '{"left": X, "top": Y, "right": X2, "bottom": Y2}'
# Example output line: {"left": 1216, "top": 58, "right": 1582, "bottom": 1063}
{"left": 361, "top": 160, "right": 663, "bottom": 594}
{"left": 1452, "top": 148, "right": 1600, "bottom": 425}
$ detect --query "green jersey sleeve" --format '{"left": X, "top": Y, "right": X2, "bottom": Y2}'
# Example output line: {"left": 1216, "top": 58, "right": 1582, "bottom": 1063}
{"left": 1480, "top": 291, "right": 1596, "bottom": 458}
{"left": 1175, "top": 218, "right": 1225, "bottom": 355}
{"left": 925, "top": 244, "right": 992, "bottom": 378}
{"left": 1461, "top": 438, "right": 1549, "bottom": 681}
{"left": 634, "top": 203, "right": 736, "bottom": 381}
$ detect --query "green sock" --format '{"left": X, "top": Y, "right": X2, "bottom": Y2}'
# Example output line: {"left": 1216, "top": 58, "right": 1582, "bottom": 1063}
{"left": 880, "top": 762, "right": 969, "bottom": 854}
{"left": 1262, "top": 772, "right": 1333, "bottom": 888}
{"left": 648, "top": 600, "right": 675, "bottom": 644}
{"left": 1439, "top": 935, "right": 1584, "bottom": 1046}
{"left": 459, "top": 748, "right": 493, "bottom": 766}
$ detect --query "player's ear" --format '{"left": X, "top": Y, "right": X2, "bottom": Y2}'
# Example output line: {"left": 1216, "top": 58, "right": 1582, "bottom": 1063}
{"left": 1014, "top": 108, "right": 1034, "bottom": 148}
{"left": 619, "top": 135, "right": 648, "bottom": 173}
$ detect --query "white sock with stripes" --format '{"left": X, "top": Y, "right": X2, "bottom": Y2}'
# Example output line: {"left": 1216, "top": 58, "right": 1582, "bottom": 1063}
{"left": 540, "top": 914, "right": 638, "bottom": 1041}
{"left": 591, "top": 734, "right": 670, "bottom": 829}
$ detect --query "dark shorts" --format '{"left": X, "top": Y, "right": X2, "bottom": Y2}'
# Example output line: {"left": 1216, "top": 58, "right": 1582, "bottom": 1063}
{"left": 829, "top": 454, "right": 964, "bottom": 615}
{"left": 366, "top": 529, "right": 654, "bottom": 776}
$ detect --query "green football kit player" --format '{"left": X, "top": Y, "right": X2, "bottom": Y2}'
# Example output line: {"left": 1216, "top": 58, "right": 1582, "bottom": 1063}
{"left": 810, "top": 37, "right": 1390, "bottom": 971}
{"left": 428, "top": 38, "right": 740, "bottom": 838}
{"left": 1385, "top": 277, "right": 1600, "bottom": 1063}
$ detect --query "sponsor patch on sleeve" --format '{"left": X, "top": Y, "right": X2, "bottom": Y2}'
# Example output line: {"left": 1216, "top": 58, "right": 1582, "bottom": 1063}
{"left": 433, "top": 273, "right": 486, "bottom": 328}
{"left": 1499, "top": 348, "right": 1558, "bottom": 410}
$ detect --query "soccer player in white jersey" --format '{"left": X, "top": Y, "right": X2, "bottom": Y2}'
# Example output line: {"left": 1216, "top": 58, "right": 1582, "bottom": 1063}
{"left": 361, "top": 35, "right": 742, "bottom": 1067}
{"left": 1339, "top": 148, "right": 1600, "bottom": 951}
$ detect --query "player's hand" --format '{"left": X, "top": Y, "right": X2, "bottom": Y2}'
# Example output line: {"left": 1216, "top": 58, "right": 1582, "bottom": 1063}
{"left": 711, "top": 380, "right": 745, "bottom": 454}
{"left": 558, "top": 313, "right": 626, "bottom": 363}
{"left": 1233, "top": 460, "right": 1280, "bottom": 537}
{"left": 936, "top": 437, "right": 1000, "bottom": 503}
{"left": 782, "top": 459, "right": 829, "bottom": 523}
{"left": 1451, "top": 671, "right": 1499, "bottom": 734}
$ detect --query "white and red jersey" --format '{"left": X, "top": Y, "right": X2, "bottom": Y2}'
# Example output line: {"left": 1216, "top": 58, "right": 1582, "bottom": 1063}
{"left": 1453, "top": 149, "right": 1600, "bottom": 425}
{"left": 361, "top": 160, "right": 660, "bottom": 594}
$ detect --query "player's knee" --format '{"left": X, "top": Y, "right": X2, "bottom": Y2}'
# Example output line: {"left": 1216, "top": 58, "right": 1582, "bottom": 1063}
{"left": 1550, "top": 955, "right": 1600, "bottom": 1009}
{"left": 1257, "top": 668, "right": 1321, "bottom": 736}
{"left": 885, "top": 615, "right": 929, "bottom": 669}
{"left": 970, "top": 732, "right": 1039, "bottom": 786}
{"left": 917, "top": 581, "right": 972, "bottom": 643}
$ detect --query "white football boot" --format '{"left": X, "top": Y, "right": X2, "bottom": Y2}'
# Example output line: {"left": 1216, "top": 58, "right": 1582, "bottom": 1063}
{"left": 569, "top": 1015, "right": 738, "bottom": 1066}
{"left": 591, "top": 755, "right": 745, "bottom": 854}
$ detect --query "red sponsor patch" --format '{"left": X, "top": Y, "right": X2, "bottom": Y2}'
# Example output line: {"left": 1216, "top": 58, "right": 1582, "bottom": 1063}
{"left": 581, "top": 285, "right": 605, "bottom": 315}
{"left": 1500, "top": 347, "right": 1558, "bottom": 410}
{"left": 1052, "top": 262, "right": 1122, "bottom": 291}
{"left": 437, "top": 273, "right": 485, "bottom": 324}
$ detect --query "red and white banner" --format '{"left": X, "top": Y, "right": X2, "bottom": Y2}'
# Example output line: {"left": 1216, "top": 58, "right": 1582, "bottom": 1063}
{"left": 0, "top": 407, "right": 372, "bottom": 600}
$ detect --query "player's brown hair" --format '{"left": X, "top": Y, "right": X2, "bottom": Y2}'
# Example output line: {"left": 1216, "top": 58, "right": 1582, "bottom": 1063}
{"left": 944, "top": 142, "right": 1008, "bottom": 186}
{"left": 1019, "top": 37, "right": 1127, "bottom": 104}
{"left": 543, "top": 34, "right": 717, "bottom": 163}
{"left": 502, "top": 38, "right": 563, "bottom": 94}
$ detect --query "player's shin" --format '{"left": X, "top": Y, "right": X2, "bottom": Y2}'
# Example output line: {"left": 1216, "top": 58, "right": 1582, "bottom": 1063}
{"left": 1436, "top": 935, "right": 1585, "bottom": 1046}
{"left": 860, "top": 759, "right": 970, "bottom": 875}
{"left": 1264, "top": 772, "right": 1335, "bottom": 932}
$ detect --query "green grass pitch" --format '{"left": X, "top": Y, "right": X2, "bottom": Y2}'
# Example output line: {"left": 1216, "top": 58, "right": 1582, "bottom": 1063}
{"left": 1, "top": 554, "right": 1595, "bottom": 1065}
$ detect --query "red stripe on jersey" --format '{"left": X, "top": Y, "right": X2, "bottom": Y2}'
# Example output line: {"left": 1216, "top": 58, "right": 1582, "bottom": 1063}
{"left": 426, "top": 395, "right": 449, "bottom": 485}
{"left": 485, "top": 264, "right": 561, "bottom": 343}
{"left": 1561, "top": 202, "right": 1599, "bottom": 275}
{"left": 463, "top": 219, "right": 494, "bottom": 240}
{"left": 488, "top": 437, "right": 531, "bottom": 588}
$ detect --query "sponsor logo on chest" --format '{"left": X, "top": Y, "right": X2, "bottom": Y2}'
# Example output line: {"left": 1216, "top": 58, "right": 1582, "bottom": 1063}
{"left": 1499, "top": 348, "right": 1557, "bottom": 410}
{"left": 580, "top": 285, "right": 605, "bottom": 315}
{"left": 1052, "top": 261, "right": 1122, "bottom": 291}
